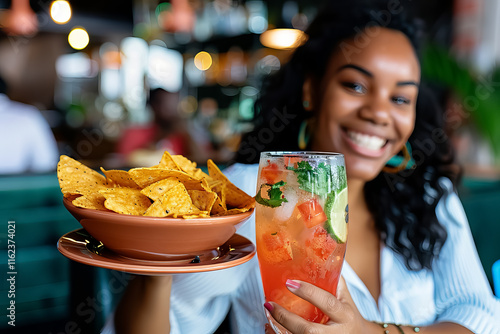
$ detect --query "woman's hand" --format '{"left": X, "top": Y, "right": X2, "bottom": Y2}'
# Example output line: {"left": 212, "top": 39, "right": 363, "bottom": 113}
{"left": 264, "top": 277, "right": 375, "bottom": 334}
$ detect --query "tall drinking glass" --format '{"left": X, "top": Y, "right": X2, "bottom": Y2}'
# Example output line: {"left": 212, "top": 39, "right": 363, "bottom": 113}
{"left": 255, "top": 152, "right": 348, "bottom": 323}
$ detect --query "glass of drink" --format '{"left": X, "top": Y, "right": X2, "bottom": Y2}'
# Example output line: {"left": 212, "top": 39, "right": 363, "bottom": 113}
{"left": 255, "top": 151, "right": 348, "bottom": 323}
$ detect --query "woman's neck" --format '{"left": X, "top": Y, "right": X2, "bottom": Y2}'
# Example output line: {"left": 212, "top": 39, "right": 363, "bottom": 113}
{"left": 347, "top": 178, "right": 366, "bottom": 210}
{"left": 346, "top": 178, "right": 376, "bottom": 230}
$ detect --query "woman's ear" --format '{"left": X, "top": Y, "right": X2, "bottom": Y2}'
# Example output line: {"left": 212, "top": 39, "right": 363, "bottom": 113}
{"left": 302, "top": 76, "right": 314, "bottom": 111}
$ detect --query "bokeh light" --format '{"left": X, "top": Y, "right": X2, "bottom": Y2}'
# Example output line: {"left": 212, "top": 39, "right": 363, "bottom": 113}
{"left": 194, "top": 51, "right": 213, "bottom": 71}
{"left": 259, "top": 29, "right": 306, "bottom": 50}
{"left": 68, "top": 27, "right": 89, "bottom": 50}
{"left": 50, "top": 0, "right": 72, "bottom": 24}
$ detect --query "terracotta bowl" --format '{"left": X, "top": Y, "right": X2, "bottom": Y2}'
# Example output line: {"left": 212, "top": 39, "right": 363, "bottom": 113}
{"left": 63, "top": 199, "right": 254, "bottom": 261}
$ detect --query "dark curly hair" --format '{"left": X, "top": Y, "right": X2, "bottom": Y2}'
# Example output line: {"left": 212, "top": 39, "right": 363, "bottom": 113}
{"left": 235, "top": 0, "right": 458, "bottom": 270}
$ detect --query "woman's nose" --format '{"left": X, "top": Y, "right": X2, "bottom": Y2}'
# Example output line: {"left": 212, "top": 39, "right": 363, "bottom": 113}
{"left": 359, "top": 93, "right": 391, "bottom": 125}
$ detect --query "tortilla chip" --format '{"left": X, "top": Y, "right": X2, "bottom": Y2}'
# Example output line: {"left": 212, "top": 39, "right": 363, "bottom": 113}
{"left": 181, "top": 211, "right": 211, "bottom": 219}
{"left": 72, "top": 193, "right": 108, "bottom": 211}
{"left": 213, "top": 207, "right": 252, "bottom": 216}
{"left": 129, "top": 167, "right": 199, "bottom": 188}
{"left": 208, "top": 179, "right": 223, "bottom": 189}
{"left": 100, "top": 167, "right": 141, "bottom": 189}
{"left": 211, "top": 196, "right": 226, "bottom": 215}
{"left": 183, "top": 178, "right": 212, "bottom": 192}
{"left": 141, "top": 178, "right": 183, "bottom": 201}
{"left": 143, "top": 183, "right": 201, "bottom": 218}
{"left": 188, "top": 189, "right": 218, "bottom": 212}
{"left": 171, "top": 155, "right": 211, "bottom": 180}
{"left": 99, "top": 188, "right": 152, "bottom": 215}
{"left": 211, "top": 182, "right": 227, "bottom": 209}
{"left": 57, "top": 155, "right": 107, "bottom": 198}
{"left": 207, "top": 159, "right": 255, "bottom": 209}
{"left": 158, "top": 151, "right": 181, "bottom": 170}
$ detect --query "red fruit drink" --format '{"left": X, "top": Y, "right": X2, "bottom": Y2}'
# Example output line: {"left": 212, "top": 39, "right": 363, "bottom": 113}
{"left": 255, "top": 152, "right": 348, "bottom": 323}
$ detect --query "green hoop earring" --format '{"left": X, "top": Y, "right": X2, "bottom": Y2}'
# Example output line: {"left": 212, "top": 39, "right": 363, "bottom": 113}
{"left": 298, "top": 120, "right": 311, "bottom": 150}
{"left": 383, "top": 142, "right": 416, "bottom": 173}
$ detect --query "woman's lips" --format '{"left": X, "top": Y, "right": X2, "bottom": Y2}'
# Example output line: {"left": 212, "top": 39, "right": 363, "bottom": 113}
{"left": 341, "top": 128, "right": 390, "bottom": 158}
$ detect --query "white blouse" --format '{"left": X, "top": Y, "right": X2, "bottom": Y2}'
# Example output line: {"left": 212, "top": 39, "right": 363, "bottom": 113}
{"left": 104, "top": 163, "right": 500, "bottom": 334}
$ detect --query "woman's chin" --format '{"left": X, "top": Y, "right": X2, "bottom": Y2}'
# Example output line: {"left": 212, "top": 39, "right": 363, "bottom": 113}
{"left": 346, "top": 160, "right": 386, "bottom": 183}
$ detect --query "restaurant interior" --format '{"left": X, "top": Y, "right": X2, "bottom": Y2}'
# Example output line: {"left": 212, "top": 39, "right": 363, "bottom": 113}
{"left": 0, "top": 0, "right": 499, "bottom": 333}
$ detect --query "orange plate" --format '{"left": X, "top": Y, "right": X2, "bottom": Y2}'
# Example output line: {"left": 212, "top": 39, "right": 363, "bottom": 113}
{"left": 58, "top": 229, "right": 255, "bottom": 275}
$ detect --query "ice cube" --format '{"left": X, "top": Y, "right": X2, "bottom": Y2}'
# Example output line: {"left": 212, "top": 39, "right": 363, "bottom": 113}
{"left": 274, "top": 187, "right": 298, "bottom": 222}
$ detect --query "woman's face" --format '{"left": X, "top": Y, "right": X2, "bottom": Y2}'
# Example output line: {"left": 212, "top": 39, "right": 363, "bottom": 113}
{"left": 308, "top": 28, "right": 420, "bottom": 182}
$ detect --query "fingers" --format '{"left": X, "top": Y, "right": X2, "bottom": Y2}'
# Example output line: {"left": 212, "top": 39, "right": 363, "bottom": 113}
{"left": 284, "top": 279, "right": 347, "bottom": 324}
{"left": 336, "top": 276, "right": 356, "bottom": 311}
{"left": 264, "top": 323, "right": 275, "bottom": 334}
{"left": 265, "top": 303, "right": 315, "bottom": 334}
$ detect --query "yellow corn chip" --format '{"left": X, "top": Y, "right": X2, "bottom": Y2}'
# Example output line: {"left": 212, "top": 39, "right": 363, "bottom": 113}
{"left": 171, "top": 155, "right": 211, "bottom": 180}
{"left": 158, "top": 151, "right": 181, "bottom": 170}
{"left": 129, "top": 167, "right": 198, "bottom": 188}
{"left": 57, "top": 155, "right": 108, "bottom": 198}
{"left": 207, "top": 159, "right": 255, "bottom": 209}
{"left": 188, "top": 189, "right": 217, "bottom": 212}
{"left": 141, "top": 178, "right": 183, "bottom": 201}
{"left": 211, "top": 197, "right": 226, "bottom": 215}
{"left": 100, "top": 167, "right": 141, "bottom": 189}
{"left": 213, "top": 207, "right": 252, "bottom": 216}
{"left": 181, "top": 211, "right": 211, "bottom": 219}
{"left": 99, "top": 188, "right": 152, "bottom": 216}
{"left": 212, "top": 182, "right": 227, "bottom": 209}
{"left": 144, "top": 183, "right": 201, "bottom": 218}
{"left": 183, "top": 178, "right": 211, "bottom": 192}
{"left": 72, "top": 193, "right": 108, "bottom": 211}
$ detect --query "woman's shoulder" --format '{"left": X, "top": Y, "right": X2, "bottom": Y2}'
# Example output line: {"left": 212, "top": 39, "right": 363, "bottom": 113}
{"left": 435, "top": 177, "right": 469, "bottom": 230}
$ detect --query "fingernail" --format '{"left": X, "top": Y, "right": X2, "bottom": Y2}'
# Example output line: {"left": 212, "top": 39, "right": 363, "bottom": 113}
{"left": 286, "top": 279, "right": 301, "bottom": 290}
{"left": 264, "top": 302, "right": 274, "bottom": 312}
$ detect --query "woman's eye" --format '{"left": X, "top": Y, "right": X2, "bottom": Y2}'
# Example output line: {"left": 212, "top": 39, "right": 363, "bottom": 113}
{"left": 392, "top": 96, "right": 410, "bottom": 105}
{"left": 342, "top": 82, "right": 366, "bottom": 94}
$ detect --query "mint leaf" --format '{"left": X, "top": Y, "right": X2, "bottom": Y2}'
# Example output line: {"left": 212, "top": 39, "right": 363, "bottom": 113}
{"left": 288, "top": 161, "right": 346, "bottom": 195}
{"left": 255, "top": 180, "right": 288, "bottom": 208}
{"left": 336, "top": 165, "right": 347, "bottom": 191}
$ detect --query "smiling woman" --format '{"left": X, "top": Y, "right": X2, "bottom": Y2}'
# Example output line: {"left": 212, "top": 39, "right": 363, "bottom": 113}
{"left": 105, "top": 1, "right": 500, "bottom": 333}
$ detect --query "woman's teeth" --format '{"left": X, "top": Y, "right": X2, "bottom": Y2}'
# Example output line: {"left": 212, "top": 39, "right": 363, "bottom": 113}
{"left": 347, "top": 131, "right": 386, "bottom": 150}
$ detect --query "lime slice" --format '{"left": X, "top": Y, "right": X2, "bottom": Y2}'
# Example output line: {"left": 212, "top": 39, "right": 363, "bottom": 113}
{"left": 324, "top": 188, "right": 348, "bottom": 243}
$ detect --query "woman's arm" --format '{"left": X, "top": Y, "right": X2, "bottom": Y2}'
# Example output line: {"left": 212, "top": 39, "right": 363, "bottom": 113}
{"left": 432, "top": 180, "right": 500, "bottom": 333}
{"left": 114, "top": 275, "right": 172, "bottom": 334}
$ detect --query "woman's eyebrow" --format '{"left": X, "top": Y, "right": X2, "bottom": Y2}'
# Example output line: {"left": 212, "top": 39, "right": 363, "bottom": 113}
{"left": 337, "top": 64, "right": 419, "bottom": 87}
{"left": 336, "top": 64, "right": 373, "bottom": 77}
{"left": 397, "top": 80, "right": 419, "bottom": 87}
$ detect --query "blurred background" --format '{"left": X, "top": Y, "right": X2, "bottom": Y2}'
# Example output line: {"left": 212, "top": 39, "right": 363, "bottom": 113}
{"left": 0, "top": 0, "right": 499, "bottom": 333}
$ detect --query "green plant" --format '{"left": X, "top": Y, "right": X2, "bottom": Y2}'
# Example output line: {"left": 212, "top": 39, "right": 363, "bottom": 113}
{"left": 421, "top": 43, "right": 500, "bottom": 163}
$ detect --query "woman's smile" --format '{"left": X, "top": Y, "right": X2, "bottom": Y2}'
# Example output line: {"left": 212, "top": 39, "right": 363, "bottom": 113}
{"left": 341, "top": 127, "right": 389, "bottom": 158}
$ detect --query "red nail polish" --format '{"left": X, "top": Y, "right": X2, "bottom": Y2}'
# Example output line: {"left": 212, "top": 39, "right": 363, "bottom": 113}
{"left": 286, "top": 279, "right": 301, "bottom": 290}
{"left": 264, "top": 302, "right": 274, "bottom": 312}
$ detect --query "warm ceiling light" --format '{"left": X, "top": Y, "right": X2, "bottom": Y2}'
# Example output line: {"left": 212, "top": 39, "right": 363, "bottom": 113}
{"left": 259, "top": 29, "right": 307, "bottom": 50}
{"left": 68, "top": 27, "right": 89, "bottom": 50}
{"left": 194, "top": 51, "right": 212, "bottom": 71}
{"left": 50, "top": 0, "right": 72, "bottom": 24}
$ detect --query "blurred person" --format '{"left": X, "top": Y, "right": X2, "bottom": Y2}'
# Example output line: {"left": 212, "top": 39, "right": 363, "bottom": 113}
{"left": 117, "top": 88, "right": 214, "bottom": 166}
{"left": 0, "top": 74, "right": 58, "bottom": 174}
{"left": 106, "top": 1, "right": 500, "bottom": 334}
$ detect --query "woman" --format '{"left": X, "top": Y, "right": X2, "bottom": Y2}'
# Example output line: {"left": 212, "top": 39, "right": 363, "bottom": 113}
{"left": 109, "top": 2, "right": 500, "bottom": 333}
